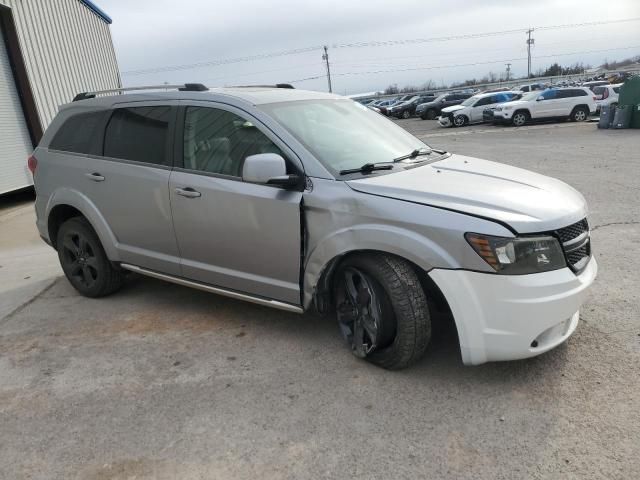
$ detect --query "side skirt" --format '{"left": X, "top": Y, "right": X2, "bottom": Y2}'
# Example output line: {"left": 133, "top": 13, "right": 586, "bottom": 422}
{"left": 120, "top": 263, "right": 304, "bottom": 314}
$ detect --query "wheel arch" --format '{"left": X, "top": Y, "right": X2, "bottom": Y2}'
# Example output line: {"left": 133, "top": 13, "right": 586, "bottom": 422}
{"left": 571, "top": 104, "right": 591, "bottom": 117}
{"left": 311, "top": 248, "right": 452, "bottom": 321}
{"left": 513, "top": 108, "right": 531, "bottom": 117}
{"left": 45, "top": 188, "right": 120, "bottom": 260}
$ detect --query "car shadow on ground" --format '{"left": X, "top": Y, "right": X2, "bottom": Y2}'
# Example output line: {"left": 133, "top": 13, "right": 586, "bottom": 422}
{"left": 94, "top": 273, "right": 573, "bottom": 386}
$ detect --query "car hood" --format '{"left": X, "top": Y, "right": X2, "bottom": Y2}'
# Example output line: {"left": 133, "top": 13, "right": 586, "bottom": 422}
{"left": 346, "top": 154, "right": 588, "bottom": 233}
{"left": 441, "top": 105, "right": 466, "bottom": 113}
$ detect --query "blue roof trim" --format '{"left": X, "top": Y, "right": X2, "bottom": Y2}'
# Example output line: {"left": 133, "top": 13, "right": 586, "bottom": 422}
{"left": 80, "top": 0, "right": 112, "bottom": 24}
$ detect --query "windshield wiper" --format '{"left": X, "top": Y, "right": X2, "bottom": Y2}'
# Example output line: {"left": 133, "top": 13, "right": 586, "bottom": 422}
{"left": 393, "top": 148, "right": 433, "bottom": 162}
{"left": 339, "top": 162, "right": 394, "bottom": 175}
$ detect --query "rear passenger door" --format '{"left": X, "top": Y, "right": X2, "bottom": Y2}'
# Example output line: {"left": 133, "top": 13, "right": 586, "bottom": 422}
{"left": 65, "top": 102, "right": 180, "bottom": 275}
{"left": 169, "top": 102, "right": 303, "bottom": 305}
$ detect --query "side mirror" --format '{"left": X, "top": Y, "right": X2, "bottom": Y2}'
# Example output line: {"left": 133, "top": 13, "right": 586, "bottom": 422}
{"left": 242, "top": 153, "right": 301, "bottom": 188}
{"left": 537, "top": 96, "right": 544, "bottom": 101}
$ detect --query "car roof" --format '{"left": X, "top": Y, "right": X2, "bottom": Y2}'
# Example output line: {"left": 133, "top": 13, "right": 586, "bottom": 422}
{"left": 60, "top": 86, "right": 342, "bottom": 111}
{"left": 473, "top": 90, "right": 519, "bottom": 98}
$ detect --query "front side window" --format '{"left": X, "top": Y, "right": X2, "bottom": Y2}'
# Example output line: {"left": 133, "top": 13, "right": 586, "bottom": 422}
{"left": 183, "top": 107, "right": 283, "bottom": 177}
{"left": 540, "top": 90, "right": 558, "bottom": 100}
{"left": 103, "top": 106, "right": 172, "bottom": 165}
{"left": 50, "top": 111, "right": 104, "bottom": 154}
{"left": 260, "top": 99, "right": 430, "bottom": 177}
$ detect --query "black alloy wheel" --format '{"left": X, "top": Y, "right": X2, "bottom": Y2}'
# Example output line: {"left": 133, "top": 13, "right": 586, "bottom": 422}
{"left": 57, "top": 217, "right": 124, "bottom": 297}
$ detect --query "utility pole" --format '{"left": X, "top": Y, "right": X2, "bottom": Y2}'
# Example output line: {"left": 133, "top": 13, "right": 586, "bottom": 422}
{"left": 526, "top": 28, "right": 535, "bottom": 78}
{"left": 322, "top": 46, "right": 333, "bottom": 93}
{"left": 505, "top": 63, "right": 511, "bottom": 81}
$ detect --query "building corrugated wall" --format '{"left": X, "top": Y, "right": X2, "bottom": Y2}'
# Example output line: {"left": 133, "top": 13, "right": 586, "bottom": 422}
{"left": 0, "top": 0, "right": 120, "bottom": 128}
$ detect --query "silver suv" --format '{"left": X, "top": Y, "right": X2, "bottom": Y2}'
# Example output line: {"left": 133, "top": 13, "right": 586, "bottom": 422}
{"left": 32, "top": 84, "right": 597, "bottom": 369}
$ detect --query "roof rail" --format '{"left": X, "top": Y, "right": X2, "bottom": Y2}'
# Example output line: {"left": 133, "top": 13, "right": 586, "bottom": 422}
{"left": 227, "top": 84, "right": 295, "bottom": 89}
{"left": 72, "top": 83, "right": 209, "bottom": 102}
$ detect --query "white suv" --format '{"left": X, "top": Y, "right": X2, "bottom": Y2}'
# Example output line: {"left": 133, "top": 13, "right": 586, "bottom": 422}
{"left": 593, "top": 84, "right": 622, "bottom": 112}
{"left": 491, "top": 88, "right": 597, "bottom": 126}
{"left": 438, "top": 91, "right": 521, "bottom": 127}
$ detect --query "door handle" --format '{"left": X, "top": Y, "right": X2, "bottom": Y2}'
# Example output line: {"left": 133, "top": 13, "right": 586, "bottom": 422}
{"left": 175, "top": 187, "right": 201, "bottom": 198}
{"left": 85, "top": 172, "right": 105, "bottom": 182}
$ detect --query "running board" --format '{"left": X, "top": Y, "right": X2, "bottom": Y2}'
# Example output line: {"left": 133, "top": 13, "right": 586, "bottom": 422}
{"left": 120, "top": 264, "right": 304, "bottom": 314}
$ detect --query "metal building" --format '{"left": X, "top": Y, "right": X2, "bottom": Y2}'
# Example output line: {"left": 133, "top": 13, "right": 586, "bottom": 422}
{"left": 0, "top": 0, "right": 120, "bottom": 194}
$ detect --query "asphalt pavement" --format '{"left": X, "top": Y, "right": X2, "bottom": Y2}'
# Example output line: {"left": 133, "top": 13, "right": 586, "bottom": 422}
{"left": 1, "top": 119, "right": 638, "bottom": 479}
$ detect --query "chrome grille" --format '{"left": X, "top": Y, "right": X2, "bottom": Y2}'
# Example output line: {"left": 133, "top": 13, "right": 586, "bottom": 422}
{"left": 555, "top": 218, "right": 591, "bottom": 273}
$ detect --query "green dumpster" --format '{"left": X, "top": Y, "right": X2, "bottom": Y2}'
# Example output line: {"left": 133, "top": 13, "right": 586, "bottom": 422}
{"left": 614, "top": 76, "right": 640, "bottom": 129}
{"left": 631, "top": 104, "right": 640, "bottom": 129}
{"left": 618, "top": 76, "right": 640, "bottom": 106}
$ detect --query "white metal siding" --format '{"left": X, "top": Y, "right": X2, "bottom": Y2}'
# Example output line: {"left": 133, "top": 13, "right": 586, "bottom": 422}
{"left": 0, "top": 20, "right": 32, "bottom": 194}
{"left": 0, "top": 0, "right": 120, "bottom": 129}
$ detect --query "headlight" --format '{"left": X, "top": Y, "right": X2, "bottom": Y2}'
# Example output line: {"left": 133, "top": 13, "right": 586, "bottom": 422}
{"left": 465, "top": 233, "right": 566, "bottom": 274}
{"left": 494, "top": 107, "right": 503, "bottom": 111}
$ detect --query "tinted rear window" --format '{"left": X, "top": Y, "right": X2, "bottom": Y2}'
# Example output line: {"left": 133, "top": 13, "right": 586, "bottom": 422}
{"left": 49, "top": 111, "right": 104, "bottom": 154}
{"left": 103, "top": 106, "right": 172, "bottom": 166}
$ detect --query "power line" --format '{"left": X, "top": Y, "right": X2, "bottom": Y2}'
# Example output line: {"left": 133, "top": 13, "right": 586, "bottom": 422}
{"left": 121, "top": 45, "right": 323, "bottom": 76}
{"left": 331, "top": 18, "right": 640, "bottom": 49}
{"left": 121, "top": 17, "right": 640, "bottom": 76}
{"left": 287, "top": 45, "right": 640, "bottom": 83}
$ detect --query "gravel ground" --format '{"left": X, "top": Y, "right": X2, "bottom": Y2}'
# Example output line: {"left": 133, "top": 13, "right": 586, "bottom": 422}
{"left": 0, "top": 119, "right": 638, "bottom": 480}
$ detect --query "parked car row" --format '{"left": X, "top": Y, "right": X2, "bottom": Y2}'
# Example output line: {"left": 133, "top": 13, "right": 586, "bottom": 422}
{"left": 432, "top": 87, "right": 598, "bottom": 128}
{"left": 358, "top": 75, "right": 628, "bottom": 124}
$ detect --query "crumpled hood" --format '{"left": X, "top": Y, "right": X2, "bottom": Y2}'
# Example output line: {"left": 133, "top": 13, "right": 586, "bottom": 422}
{"left": 346, "top": 154, "right": 588, "bottom": 233}
{"left": 441, "top": 105, "right": 465, "bottom": 114}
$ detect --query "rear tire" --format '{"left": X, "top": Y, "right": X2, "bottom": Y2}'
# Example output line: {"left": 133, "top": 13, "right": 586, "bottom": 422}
{"left": 333, "top": 253, "right": 431, "bottom": 370}
{"left": 402, "top": 110, "right": 411, "bottom": 119}
{"left": 57, "top": 217, "right": 124, "bottom": 297}
{"left": 571, "top": 106, "right": 589, "bottom": 122}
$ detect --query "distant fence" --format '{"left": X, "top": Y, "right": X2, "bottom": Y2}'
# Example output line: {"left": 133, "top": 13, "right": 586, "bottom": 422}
{"left": 350, "top": 69, "right": 640, "bottom": 101}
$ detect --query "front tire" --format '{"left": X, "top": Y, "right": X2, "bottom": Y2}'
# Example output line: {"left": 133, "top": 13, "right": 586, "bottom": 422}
{"left": 512, "top": 111, "right": 529, "bottom": 127}
{"left": 333, "top": 253, "right": 431, "bottom": 370}
{"left": 425, "top": 109, "right": 437, "bottom": 120}
{"left": 57, "top": 217, "right": 124, "bottom": 297}
{"left": 453, "top": 115, "right": 468, "bottom": 127}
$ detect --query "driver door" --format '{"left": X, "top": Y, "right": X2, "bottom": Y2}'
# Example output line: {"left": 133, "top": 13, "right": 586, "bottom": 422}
{"left": 169, "top": 103, "right": 303, "bottom": 305}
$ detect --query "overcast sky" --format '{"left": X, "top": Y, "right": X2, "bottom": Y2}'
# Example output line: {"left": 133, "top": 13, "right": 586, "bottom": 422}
{"left": 98, "top": 0, "right": 639, "bottom": 94}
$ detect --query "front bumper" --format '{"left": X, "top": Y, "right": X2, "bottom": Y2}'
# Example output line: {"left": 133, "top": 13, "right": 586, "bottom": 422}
{"left": 429, "top": 257, "right": 597, "bottom": 365}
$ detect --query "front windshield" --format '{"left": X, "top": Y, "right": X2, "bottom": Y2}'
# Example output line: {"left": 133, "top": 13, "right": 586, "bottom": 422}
{"left": 520, "top": 91, "right": 539, "bottom": 101}
{"left": 433, "top": 94, "right": 447, "bottom": 102}
{"left": 460, "top": 96, "right": 478, "bottom": 107}
{"left": 260, "top": 99, "right": 431, "bottom": 176}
